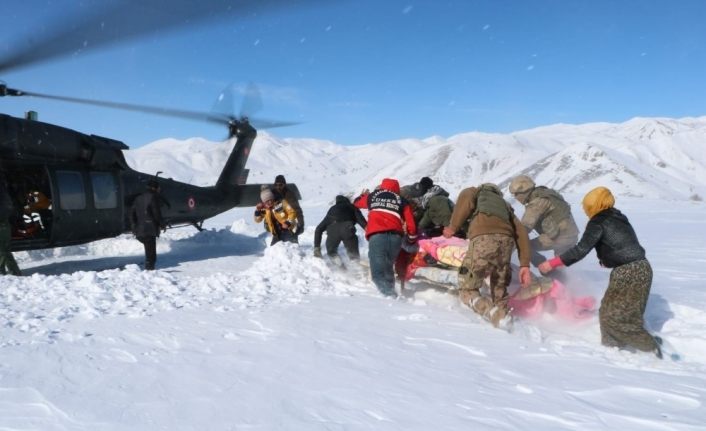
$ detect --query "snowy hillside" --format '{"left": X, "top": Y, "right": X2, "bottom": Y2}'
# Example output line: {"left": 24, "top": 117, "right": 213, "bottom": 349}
{"left": 126, "top": 116, "right": 706, "bottom": 202}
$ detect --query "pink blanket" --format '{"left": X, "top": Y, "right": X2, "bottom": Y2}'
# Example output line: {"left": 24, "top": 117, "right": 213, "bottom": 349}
{"left": 509, "top": 279, "right": 596, "bottom": 321}
{"left": 412, "top": 237, "right": 596, "bottom": 322}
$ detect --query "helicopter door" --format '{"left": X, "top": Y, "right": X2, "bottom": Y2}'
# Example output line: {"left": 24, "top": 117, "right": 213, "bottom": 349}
{"left": 51, "top": 170, "right": 93, "bottom": 244}
{"left": 88, "top": 171, "right": 123, "bottom": 238}
{"left": 8, "top": 165, "right": 53, "bottom": 248}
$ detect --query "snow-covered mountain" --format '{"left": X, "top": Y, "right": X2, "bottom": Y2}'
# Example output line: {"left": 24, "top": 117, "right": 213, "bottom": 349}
{"left": 126, "top": 116, "right": 706, "bottom": 201}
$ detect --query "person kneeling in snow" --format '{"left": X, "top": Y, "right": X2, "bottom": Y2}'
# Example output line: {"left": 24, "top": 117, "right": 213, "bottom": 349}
{"left": 313, "top": 195, "right": 367, "bottom": 266}
{"left": 538, "top": 186, "right": 661, "bottom": 358}
{"left": 254, "top": 188, "right": 298, "bottom": 246}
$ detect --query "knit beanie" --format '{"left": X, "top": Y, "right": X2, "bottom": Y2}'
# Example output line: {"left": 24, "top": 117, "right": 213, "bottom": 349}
{"left": 419, "top": 177, "right": 433, "bottom": 192}
{"left": 274, "top": 175, "right": 286, "bottom": 184}
{"left": 260, "top": 188, "right": 275, "bottom": 203}
{"left": 582, "top": 186, "right": 615, "bottom": 218}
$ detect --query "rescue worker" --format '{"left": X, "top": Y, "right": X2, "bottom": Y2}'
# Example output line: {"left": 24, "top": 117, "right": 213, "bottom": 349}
{"left": 354, "top": 178, "right": 417, "bottom": 297}
{"left": 509, "top": 175, "right": 580, "bottom": 273}
{"left": 313, "top": 195, "right": 367, "bottom": 265}
{"left": 130, "top": 179, "right": 165, "bottom": 270}
{"left": 538, "top": 186, "right": 661, "bottom": 357}
{"left": 0, "top": 177, "right": 21, "bottom": 276}
{"left": 417, "top": 184, "right": 454, "bottom": 238}
{"left": 400, "top": 176, "right": 434, "bottom": 201}
{"left": 443, "top": 183, "right": 532, "bottom": 327}
{"left": 255, "top": 187, "right": 298, "bottom": 246}
{"left": 272, "top": 175, "right": 304, "bottom": 237}
{"left": 400, "top": 176, "right": 434, "bottom": 221}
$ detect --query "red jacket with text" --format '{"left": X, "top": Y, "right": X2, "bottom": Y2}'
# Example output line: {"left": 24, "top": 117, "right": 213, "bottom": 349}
{"left": 354, "top": 178, "right": 417, "bottom": 240}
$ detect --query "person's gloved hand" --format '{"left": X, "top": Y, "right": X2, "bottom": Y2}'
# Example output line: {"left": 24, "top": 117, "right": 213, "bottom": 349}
{"left": 313, "top": 247, "right": 322, "bottom": 258}
{"left": 401, "top": 235, "right": 419, "bottom": 253}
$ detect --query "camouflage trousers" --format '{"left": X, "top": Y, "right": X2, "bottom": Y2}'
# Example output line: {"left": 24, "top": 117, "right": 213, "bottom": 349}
{"left": 458, "top": 234, "right": 515, "bottom": 326}
{"left": 600, "top": 259, "right": 658, "bottom": 352}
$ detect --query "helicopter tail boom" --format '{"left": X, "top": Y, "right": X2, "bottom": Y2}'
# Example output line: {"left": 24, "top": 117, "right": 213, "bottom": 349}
{"left": 216, "top": 120, "right": 256, "bottom": 190}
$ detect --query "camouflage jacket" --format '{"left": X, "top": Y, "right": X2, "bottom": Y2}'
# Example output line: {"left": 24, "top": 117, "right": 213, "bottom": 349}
{"left": 521, "top": 187, "right": 579, "bottom": 243}
{"left": 448, "top": 186, "right": 531, "bottom": 266}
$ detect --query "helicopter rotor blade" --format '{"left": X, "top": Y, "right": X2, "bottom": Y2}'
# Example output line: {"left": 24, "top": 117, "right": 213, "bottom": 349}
{"left": 248, "top": 117, "right": 301, "bottom": 129}
{"left": 0, "top": 0, "right": 325, "bottom": 75}
{"left": 240, "top": 82, "right": 264, "bottom": 119}
{"left": 13, "top": 87, "right": 301, "bottom": 131}
{"left": 18, "top": 89, "right": 231, "bottom": 126}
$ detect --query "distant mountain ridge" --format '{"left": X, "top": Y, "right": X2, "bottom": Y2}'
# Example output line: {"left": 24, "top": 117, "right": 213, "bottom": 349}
{"left": 125, "top": 116, "right": 706, "bottom": 202}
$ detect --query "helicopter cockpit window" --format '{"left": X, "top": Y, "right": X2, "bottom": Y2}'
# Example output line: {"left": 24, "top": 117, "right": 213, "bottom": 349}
{"left": 56, "top": 171, "right": 86, "bottom": 210}
{"left": 90, "top": 172, "right": 117, "bottom": 209}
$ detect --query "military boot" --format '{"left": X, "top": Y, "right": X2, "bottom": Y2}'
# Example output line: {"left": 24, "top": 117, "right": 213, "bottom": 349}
{"left": 488, "top": 305, "right": 513, "bottom": 330}
{"left": 459, "top": 288, "right": 492, "bottom": 315}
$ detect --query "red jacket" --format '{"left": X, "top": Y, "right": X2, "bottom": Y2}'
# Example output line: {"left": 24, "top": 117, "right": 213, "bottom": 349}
{"left": 354, "top": 178, "right": 417, "bottom": 240}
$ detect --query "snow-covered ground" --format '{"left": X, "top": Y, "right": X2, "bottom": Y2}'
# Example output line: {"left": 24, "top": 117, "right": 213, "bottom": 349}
{"left": 2, "top": 195, "right": 705, "bottom": 430}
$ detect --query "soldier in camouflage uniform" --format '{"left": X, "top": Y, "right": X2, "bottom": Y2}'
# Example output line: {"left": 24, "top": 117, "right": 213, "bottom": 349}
{"left": 443, "top": 183, "right": 532, "bottom": 327}
{"left": 509, "top": 175, "right": 579, "bottom": 270}
{"left": 539, "top": 186, "right": 661, "bottom": 357}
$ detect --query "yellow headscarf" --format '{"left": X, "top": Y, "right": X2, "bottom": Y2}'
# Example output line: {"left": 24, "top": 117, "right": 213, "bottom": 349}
{"left": 582, "top": 186, "right": 615, "bottom": 218}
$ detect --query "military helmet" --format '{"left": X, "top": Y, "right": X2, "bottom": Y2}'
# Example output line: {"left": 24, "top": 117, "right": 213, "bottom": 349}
{"left": 509, "top": 175, "right": 535, "bottom": 194}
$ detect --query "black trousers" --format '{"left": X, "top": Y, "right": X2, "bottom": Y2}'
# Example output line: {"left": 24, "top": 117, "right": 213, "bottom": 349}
{"left": 137, "top": 236, "right": 157, "bottom": 270}
{"left": 326, "top": 221, "right": 360, "bottom": 259}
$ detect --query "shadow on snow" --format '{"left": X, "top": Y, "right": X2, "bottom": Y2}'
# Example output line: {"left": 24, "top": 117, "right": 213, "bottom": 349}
{"left": 24, "top": 229, "right": 266, "bottom": 276}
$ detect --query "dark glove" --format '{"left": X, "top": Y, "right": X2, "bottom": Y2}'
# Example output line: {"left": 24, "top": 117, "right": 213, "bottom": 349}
{"left": 401, "top": 235, "right": 419, "bottom": 253}
{"left": 313, "top": 247, "right": 322, "bottom": 258}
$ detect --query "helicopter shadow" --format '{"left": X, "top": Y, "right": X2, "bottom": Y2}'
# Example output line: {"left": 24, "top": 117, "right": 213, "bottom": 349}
{"left": 24, "top": 230, "right": 267, "bottom": 276}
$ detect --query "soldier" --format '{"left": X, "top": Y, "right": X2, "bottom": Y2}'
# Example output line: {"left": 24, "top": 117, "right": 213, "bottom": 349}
{"left": 130, "top": 179, "right": 165, "bottom": 270}
{"left": 509, "top": 175, "right": 579, "bottom": 275}
{"left": 539, "top": 186, "right": 661, "bottom": 357}
{"left": 443, "top": 183, "right": 531, "bottom": 327}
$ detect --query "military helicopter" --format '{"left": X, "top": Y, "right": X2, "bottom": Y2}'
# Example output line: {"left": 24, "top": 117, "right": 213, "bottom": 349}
{"left": 0, "top": 1, "right": 305, "bottom": 252}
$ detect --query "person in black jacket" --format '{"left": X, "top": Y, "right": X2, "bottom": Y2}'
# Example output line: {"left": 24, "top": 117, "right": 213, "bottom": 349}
{"left": 0, "top": 177, "right": 21, "bottom": 276}
{"left": 130, "top": 179, "right": 165, "bottom": 270}
{"left": 539, "top": 186, "right": 660, "bottom": 357}
{"left": 313, "top": 195, "right": 367, "bottom": 265}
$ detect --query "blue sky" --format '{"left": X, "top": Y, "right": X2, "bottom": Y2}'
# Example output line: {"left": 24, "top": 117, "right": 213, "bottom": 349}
{"left": 2, "top": 0, "right": 706, "bottom": 147}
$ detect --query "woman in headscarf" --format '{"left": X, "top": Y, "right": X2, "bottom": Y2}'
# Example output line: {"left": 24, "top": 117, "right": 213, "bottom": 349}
{"left": 538, "top": 186, "right": 661, "bottom": 357}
